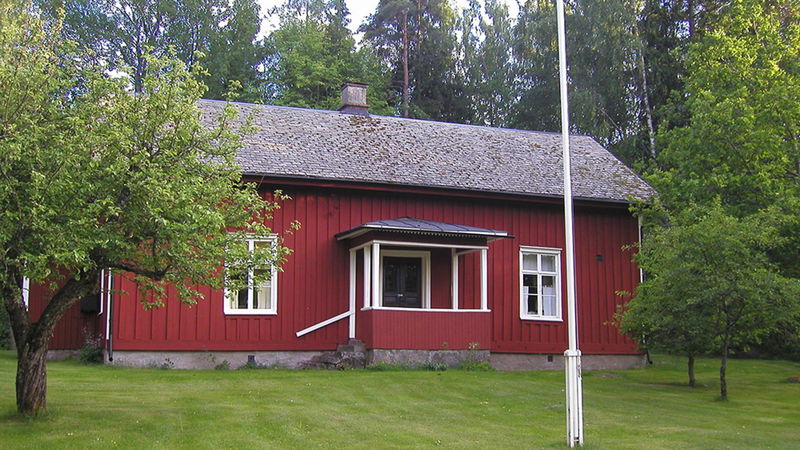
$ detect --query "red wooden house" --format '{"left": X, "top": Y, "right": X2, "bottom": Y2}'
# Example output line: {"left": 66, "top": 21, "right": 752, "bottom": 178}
{"left": 28, "top": 83, "right": 654, "bottom": 369}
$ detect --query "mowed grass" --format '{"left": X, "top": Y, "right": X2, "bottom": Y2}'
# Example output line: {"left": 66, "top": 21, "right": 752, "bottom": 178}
{"left": 0, "top": 352, "right": 799, "bottom": 448}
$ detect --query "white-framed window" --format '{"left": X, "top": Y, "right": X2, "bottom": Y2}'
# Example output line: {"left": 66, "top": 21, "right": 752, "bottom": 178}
{"left": 379, "top": 249, "right": 431, "bottom": 309}
{"left": 519, "top": 246, "right": 562, "bottom": 321}
{"left": 224, "top": 237, "right": 278, "bottom": 315}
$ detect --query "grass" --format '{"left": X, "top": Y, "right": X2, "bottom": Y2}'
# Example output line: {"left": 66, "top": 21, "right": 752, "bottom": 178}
{"left": 0, "top": 352, "right": 798, "bottom": 448}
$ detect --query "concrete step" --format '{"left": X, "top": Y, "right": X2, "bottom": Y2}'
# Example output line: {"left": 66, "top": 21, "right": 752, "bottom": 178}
{"left": 300, "top": 350, "right": 366, "bottom": 369}
{"left": 337, "top": 339, "right": 366, "bottom": 353}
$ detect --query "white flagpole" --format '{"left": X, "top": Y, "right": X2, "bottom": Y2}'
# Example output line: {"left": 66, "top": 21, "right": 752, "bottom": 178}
{"left": 555, "top": 0, "right": 584, "bottom": 447}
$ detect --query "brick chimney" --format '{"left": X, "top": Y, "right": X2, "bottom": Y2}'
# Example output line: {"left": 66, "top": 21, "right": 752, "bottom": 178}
{"left": 338, "top": 82, "right": 369, "bottom": 115}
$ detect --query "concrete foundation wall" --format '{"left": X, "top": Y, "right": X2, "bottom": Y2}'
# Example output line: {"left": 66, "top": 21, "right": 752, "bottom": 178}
{"left": 59, "top": 349, "right": 645, "bottom": 370}
{"left": 490, "top": 353, "right": 647, "bottom": 371}
{"left": 108, "top": 350, "right": 327, "bottom": 369}
{"left": 368, "top": 349, "right": 490, "bottom": 367}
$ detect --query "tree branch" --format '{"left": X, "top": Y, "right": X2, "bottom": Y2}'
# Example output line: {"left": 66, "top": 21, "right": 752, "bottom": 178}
{"left": 106, "top": 261, "right": 168, "bottom": 280}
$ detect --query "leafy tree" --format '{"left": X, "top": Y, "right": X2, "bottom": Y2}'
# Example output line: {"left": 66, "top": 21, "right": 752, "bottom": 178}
{"left": 0, "top": 3, "right": 287, "bottom": 415}
{"left": 649, "top": 0, "right": 800, "bottom": 297}
{"left": 265, "top": 0, "right": 393, "bottom": 113}
{"left": 651, "top": 0, "right": 800, "bottom": 216}
{"left": 361, "top": 0, "right": 469, "bottom": 121}
{"left": 41, "top": 0, "right": 266, "bottom": 96}
{"left": 361, "top": 0, "right": 414, "bottom": 116}
{"left": 457, "top": 0, "right": 514, "bottom": 127}
{"left": 512, "top": 0, "right": 645, "bottom": 164}
{"left": 203, "top": 0, "right": 267, "bottom": 102}
{"left": 620, "top": 205, "right": 800, "bottom": 399}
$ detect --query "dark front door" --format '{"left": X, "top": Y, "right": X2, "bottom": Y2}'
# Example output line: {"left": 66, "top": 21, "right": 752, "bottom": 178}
{"left": 383, "top": 257, "right": 422, "bottom": 308}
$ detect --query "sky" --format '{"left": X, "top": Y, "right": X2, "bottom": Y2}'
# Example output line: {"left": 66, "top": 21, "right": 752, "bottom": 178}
{"left": 257, "top": 0, "right": 519, "bottom": 36}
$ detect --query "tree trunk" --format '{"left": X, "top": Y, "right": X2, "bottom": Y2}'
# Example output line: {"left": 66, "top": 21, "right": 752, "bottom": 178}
{"left": 16, "top": 346, "right": 48, "bottom": 415}
{"left": 402, "top": 10, "right": 410, "bottom": 118}
{"left": 687, "top": 354, "right": 696, "bottom": 387}
{"left": 719, "top": 342, "right": 728, "bottom": 400}
{"left": 637, "top": 45, "right": 656, "bottom": 159}
{"left": 5, "top": 268, "right": 101, "bottom": 415}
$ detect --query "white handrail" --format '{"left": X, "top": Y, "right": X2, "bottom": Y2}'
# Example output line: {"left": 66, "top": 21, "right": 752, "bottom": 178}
{"left": 296, "top": 310, "right": 353, "bottom": 337}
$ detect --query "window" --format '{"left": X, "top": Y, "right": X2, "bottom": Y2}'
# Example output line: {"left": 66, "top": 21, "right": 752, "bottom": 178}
{"left": 520, "top": 246, "right": 562, "bottom": 321}
{"left": 224, "top": 237, "right": 277, "bottom": 315}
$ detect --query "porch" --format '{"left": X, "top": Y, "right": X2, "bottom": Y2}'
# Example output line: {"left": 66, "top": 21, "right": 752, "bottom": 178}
{"left": 296, "top": 218, "right": 511, "bottom": 351}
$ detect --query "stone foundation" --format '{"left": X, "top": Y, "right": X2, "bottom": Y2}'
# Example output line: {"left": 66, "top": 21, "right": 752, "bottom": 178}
{"left": 489, "top": 353, "right": 647, "bottom": 371}
{"left": 53, "top": 349, "right": 644, "bottom": 370}
{"left": 108, "top": 350, "right": 327, "bottom": 369}
{"left": 368, "top": 349, "right": 490, "bottom": 367}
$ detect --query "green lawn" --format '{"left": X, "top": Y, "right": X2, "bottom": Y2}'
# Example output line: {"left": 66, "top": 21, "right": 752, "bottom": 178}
{"left": 0, "top": 352, "right": 798, "bottom": 448}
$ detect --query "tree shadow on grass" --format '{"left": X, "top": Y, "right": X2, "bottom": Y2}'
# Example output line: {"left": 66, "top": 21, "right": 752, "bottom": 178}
{"left": 646, "top": 381, "right": 711, "bottom": 389}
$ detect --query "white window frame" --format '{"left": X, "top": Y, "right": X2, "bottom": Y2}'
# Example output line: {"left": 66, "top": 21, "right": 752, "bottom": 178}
{"left": 378, "top": 249, "right": 431, "bottom": 309}
{"left": 224, "top": 236, "right": 278, "bottom": 315}
{"left": 519, "top": 246, "right": 562, "bottom": 322}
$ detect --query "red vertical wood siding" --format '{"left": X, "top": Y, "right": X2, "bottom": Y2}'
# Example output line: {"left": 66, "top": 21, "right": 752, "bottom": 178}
{"left": 106, "top": 184, "right": 640, "bottom": 354}
{"left": 364, "top": 310, "right": 491, "bottom": 350}
{"left": 28, "top": 278, "right": 103, "bottom": 350}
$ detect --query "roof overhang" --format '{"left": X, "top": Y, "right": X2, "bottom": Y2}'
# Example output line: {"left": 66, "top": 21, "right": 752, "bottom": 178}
{"left": 335, "top": 217, "right": 513, "bottom": 242}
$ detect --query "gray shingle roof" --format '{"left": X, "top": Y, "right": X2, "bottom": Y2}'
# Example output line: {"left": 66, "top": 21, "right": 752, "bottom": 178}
{"left": 198, "top": 99, "right": 654, "bottom": 203}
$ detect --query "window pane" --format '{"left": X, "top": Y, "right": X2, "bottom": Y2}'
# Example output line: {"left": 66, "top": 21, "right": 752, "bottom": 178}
{"left": 542, "top": 276, "right": 555, "bottom": 295}
{"left": 236, "top": 289, "right": 248, "bottom": 309}
{"left": 523, "top": 274, "right": 537, "bottom": 292}
{"left": 253, "top": 268, "right": 272, "bottom": 310}
{"left": 541, "top": 277, "right": 556, "bottom": 317}
{"left": 542, "top": 295, "right": 557, "bottom": 316}
{"left": 528, "top": 295, "right": 539, "bottom": 315}
{"left": 522, "top": 254, "right": 538, "bottom": 271}
{"left": 384, "top": 263, "right": 397, "bottom": 292}
{"left": 404, "top": 261, "right": 420, "bottom": 293}
{"left": 228, "top": 269, "right": 248, "bottom": 309}
{"left": 541, "top": 255, "right": 556, "bottom": 272}
{"left": 523, "top": 274, "right": 538, "bottom": 315}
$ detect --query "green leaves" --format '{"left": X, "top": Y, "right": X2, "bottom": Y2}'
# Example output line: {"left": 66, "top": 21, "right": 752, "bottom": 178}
{"left": 265, "top": 3, "right": 393, "bottom": 114}
{"left": 1, "top": 5, "right": 288, "bottom": 309}
{"left": 652, "top": 0, "right": 800, "bottom": 215}
{"left": 619, "top": 203, "right": 800, "bottom": 397}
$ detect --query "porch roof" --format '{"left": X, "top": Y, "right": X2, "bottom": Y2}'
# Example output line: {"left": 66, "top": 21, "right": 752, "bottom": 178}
{"left": 335, "top": 217, "right": 511, "bottom": 241}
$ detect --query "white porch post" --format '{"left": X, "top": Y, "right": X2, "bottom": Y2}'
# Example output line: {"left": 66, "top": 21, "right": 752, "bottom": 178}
{"left": 480, "top": 248, "right": 488, "bottom": 310}
{"left": 349, "top": 249, "right": 356, "bottom": 339}
{"left": 363, "top": 246, "right": 372, "bottom": 308}
{"left": 451, "top": 249, "right": 459, "bottom": 310}
{"left": 371, "top": 242, "right": 380, "bottom": 308}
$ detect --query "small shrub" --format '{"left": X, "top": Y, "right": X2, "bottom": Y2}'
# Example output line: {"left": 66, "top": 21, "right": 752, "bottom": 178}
{"left": 237, "top": 360, "right": 266, "bottom": 370}
{"left": 78, "top": 334, "right": 104, "bottom": 365}
{"left": 457, "top": 361, "right": 494, "bottom": 371}
{"left": 419, "top": 361, "right": 448, "bottom": 371}
{"left": 160, "top": 358, "right": 175, "bottom": 370}
{"left": 214, "top": 360, "right": 231, "bottom": 370}
{"left": 147, "top": 358, "right": 174, "bottom": 370}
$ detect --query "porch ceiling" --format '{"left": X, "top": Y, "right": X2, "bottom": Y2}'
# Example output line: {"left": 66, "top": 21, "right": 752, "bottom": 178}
{"left": 335, "top": 217, "right": 512, "bottom": 242}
